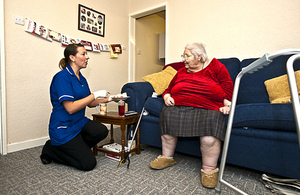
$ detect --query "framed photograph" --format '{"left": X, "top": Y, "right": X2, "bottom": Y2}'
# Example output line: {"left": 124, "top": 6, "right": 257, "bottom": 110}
{"left": 110, "top": 44, "right": 122, "bottom": 54}
{"left": 78, "top": 4, "right": 105, "bottom": 37}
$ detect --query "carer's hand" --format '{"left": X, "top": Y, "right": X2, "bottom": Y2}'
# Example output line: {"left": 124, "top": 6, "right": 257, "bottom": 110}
{"left": 219, "top": 106, "right": 231, "bottom": 115}
{"left": 164, "top": 94, "right": 175, "bottom": 106}
{"left": 93, "top": 90, "right": 111, "bottom": 99}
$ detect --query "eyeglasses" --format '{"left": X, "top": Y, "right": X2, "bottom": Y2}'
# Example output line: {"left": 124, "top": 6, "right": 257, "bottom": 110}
{"left": 181, "top": 54, "right": 193, "bottom": 61}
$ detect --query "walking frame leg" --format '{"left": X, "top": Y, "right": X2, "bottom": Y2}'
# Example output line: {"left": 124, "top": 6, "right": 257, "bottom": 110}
{"left": 216, "top": 53, "right": 300, "bottom": 194}
{"left": 286, "top": 54, "right": 300, "bottom": 148}
{"left": 215, "top": 73, "right": 248, "bottom": 195}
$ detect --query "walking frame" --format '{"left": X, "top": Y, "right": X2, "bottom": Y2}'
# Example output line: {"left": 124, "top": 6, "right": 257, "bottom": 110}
{"left": 215, "top": 49, "right": 300, "bottom": 195}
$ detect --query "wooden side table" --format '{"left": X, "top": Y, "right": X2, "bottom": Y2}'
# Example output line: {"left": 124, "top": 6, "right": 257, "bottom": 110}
{"left": 92, "top": 112, "right": 141, "bottom": 162}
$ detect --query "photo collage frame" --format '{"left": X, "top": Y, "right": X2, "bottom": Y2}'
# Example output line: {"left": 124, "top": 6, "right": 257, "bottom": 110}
{"left": 78, "top": 4, "right": 105, "bottom": 37}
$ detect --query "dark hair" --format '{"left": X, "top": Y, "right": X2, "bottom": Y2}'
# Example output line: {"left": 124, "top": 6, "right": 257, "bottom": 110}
{"left": 58, "top": 43, "right": 84, "bottom": 70}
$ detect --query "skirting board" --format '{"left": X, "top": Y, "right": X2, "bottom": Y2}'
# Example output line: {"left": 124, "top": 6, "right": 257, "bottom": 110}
{"left": 7, "top": 136, "right": 49, "bottom": 154}
{"left": 6, "top": 124, "right": 111, "bottom": 154}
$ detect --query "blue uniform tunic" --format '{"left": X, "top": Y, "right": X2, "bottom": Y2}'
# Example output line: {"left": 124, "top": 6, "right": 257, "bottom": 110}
{"left": 49, "top": 65, "right": 91, "bottom": 146}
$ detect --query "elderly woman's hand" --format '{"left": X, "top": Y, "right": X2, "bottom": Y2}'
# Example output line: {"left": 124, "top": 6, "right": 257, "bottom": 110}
{"left": 219, "top": 106, "right": 231, "bottom": 115}
{"left": 164, "top": 94, "right": 175, "bottom": 106}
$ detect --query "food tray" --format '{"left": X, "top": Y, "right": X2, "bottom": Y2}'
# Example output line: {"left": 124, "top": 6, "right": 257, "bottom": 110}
{"left": 111, "top": 96, "right": 130, "bottom": 101}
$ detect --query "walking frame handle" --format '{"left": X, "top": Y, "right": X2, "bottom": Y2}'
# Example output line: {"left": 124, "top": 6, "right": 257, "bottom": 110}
{"left": 241, "top": 49, "right": 300, "bottom": 75}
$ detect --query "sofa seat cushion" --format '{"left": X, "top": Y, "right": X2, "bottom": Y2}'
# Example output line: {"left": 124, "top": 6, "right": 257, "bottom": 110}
{"left": 144, "top": 97, "right": 164, "bottom": 117}
{"left": 232, "top": 128, "right": 299, "bottom": 143}
{"left": 232, "top": 103, "right": 296, "bottom": 132}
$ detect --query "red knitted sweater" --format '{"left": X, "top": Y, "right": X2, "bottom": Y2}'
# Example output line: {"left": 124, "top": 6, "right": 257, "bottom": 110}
{"left": 162, "top": 58, "right": 233, "bottom": 111}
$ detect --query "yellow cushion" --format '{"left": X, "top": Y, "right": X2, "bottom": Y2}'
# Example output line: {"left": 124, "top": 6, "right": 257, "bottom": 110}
{"left": 264, "top": 70, "right": 300, "bottom": 103}
{"left": 142, "top": 66, "right": 177, "bottom": 95}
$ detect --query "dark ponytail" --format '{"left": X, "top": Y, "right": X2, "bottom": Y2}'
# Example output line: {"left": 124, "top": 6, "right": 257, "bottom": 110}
{"left": 58, "top": 58, "right": 68, "bottom": 70}
{"left": 58, "top": 43, "right": 84, "bottom": 70}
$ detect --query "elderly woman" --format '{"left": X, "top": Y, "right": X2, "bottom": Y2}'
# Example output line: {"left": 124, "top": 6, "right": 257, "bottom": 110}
{"left": 149, "top": 42, "right": 233, "bottom": 188}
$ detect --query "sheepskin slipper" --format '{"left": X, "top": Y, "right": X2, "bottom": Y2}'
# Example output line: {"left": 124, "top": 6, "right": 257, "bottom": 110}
{"left": 201, "top": 168, "right": 219, "bottom": 188}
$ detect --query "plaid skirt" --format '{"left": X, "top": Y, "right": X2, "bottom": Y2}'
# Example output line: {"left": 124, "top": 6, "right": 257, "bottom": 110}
{"left": 159, "top": 105, "right": 226, "bottom": 141}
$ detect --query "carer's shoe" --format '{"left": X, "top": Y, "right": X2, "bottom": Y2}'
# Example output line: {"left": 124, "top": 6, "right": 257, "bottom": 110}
{"left": 150, "top": 155, "right": 177, "bottom": 169}
{"left": 201, "top": 168, "right": 219, "bottom": 188}
{"left": 40, "top": 154, "right": 52, "bottom": 165}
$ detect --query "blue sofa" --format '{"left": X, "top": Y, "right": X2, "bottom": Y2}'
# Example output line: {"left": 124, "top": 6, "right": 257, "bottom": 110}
{"left": 121, "top": 55, "right": 300, "bottom": 179}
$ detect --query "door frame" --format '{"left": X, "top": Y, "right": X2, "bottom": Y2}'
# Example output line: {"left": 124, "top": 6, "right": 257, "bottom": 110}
{"left": 0, "top": 0, "right": 7, "bottom": 155}
{"left": 128, "top": 3, "right": 167, "bottom": 82}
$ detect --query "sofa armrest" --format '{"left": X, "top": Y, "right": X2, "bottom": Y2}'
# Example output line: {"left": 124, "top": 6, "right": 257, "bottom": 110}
{"left": 121, "top": 82, "right": 154, "bottom": 113}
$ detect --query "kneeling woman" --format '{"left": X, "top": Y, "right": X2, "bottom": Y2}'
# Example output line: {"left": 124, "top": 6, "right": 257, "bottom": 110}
{"left": 150, "top": 42, "right": 233, "bottom": 188}
{"left": 40, "top": 44, "right": 110, "bottom": 171}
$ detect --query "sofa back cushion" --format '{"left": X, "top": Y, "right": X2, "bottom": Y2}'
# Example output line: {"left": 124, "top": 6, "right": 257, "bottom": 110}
{"left": 218, "top": 58, "right": 241, "bottom": 84}
{"left": 237, "top": 55, "right": 300, "bottom": 104}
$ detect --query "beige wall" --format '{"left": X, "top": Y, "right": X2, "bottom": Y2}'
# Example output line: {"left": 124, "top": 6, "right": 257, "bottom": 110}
{"left": 130, "top": 0, "right": 300, "bottom": 62}
{"left": 3, "top": 0, "right": 300, "bottom": 152}
{"left": 4, "top": 0, "right": 129, "bottom": 148}
{"left": 135, "top": 13, "right": 165, "bottom": 82}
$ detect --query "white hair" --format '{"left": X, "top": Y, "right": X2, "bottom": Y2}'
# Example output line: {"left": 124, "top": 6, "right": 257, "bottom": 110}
{"left": 185, "top": 42, "right": 208, "bottom": 63}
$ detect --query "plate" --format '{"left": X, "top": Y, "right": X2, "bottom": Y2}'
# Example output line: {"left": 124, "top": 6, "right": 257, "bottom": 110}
{"left": 111, "top": 96, "right": 130, "bottom": 101}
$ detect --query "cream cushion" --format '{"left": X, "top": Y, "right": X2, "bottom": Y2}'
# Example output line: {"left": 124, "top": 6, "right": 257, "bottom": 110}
{"left": 142, "top": 66, "right": 177, "bottom": 95}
